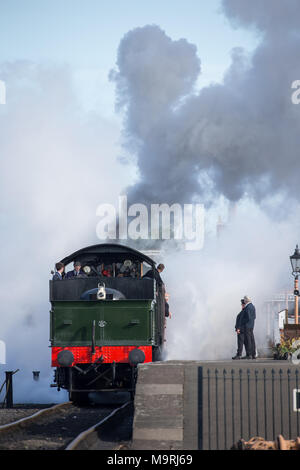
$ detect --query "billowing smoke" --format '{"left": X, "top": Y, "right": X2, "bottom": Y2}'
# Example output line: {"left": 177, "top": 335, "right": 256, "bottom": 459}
{"left": 110, "top": 4, "right": 300, "bottom": 359}
{"left": 110, "top": 25, "right": 202, "bottom": 205}
{"left": 111, "top": 5, "right": 300, "bottom": 207}
{"left": 222, "top": 0, "right": 300, "bottom": 34}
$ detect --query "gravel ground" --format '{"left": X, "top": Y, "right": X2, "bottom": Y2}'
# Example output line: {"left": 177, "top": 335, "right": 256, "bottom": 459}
{"left": 0, "top": 404, "right": 116, "bottom": 450}
{"left": 0, "top": 405, "right": 53, "bottom": 426}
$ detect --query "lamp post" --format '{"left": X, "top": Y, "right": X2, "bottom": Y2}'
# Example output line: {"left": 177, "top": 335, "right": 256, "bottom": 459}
{"left": 290, "top": 244, "right": 300, "bottom": 324}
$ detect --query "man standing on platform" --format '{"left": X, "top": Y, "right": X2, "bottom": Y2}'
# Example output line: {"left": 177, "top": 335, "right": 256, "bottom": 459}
{"left": 243, "top": 295, "right": 256, "bottom": 359}
{"left": 232, "top": 299, "right": 247, "bottom": 359}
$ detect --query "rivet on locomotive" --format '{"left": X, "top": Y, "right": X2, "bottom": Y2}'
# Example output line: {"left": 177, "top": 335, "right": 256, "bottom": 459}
{"left": 49, "top": 243, "right": 167, "bottom": 403}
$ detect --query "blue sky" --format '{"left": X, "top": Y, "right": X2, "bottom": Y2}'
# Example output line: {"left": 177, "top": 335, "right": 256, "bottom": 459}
{"left": 0, "top": 0, "right": 259, "bottom": 114}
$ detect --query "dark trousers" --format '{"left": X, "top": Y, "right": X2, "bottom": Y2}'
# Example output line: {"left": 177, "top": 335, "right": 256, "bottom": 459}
{"left": 237, "top": 329, "right": 246, "bottom": 356}
{"left": 244, "top": 328, "right": 256, "bottom": 357}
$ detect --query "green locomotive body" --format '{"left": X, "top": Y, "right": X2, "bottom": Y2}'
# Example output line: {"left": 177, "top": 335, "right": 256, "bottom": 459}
{"left": 50, "top": 299, "right": 154, "bottom": 347}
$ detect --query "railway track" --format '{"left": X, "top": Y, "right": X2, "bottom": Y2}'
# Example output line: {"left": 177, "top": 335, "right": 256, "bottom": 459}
{"left": 0, "top": 400, "right": 132, "bottom": 450}
{"left": 66, "top": 401, "right": 133, "bottom": 450}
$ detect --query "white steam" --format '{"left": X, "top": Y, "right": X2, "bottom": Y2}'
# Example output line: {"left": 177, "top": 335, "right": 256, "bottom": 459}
{"left": 164, "top": 201, "right": 300, "bottom": 360}
{"left": 0, "top": 62, "right": 129, "bottom": 402}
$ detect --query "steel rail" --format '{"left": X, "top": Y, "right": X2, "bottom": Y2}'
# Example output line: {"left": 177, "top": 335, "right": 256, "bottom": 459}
{"left": 0, "top": 402, "right": 72, "bottom": 434}
{"left": 65, "top": 401, "right": 132, "bottom": 450}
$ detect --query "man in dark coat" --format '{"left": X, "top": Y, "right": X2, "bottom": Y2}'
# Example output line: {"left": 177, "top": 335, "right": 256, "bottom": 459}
{"left": 242, "top": 295, "right": 256, "bottom": 359}
{"left": 65, "top": 261, "right": 87, "bottom": 279}
{"left": 52, "top": 262, "right": 64, "bottom": 280}
{"left": 143, "top": 263, "right": 165, "bottom": 287}
{"left": 165, "top": 301, "right": 170, "bottom": 317}
{"left": 232, "top": 299, "right": 248, "bottom": 359}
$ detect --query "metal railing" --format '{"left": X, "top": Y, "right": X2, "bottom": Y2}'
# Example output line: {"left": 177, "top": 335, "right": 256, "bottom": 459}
{"left": 198, "top": 366, "right": 300, "bottom": 450}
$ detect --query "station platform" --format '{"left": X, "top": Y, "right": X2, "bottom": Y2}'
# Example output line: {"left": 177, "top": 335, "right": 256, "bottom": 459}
{"left": 131, "top": 360, "right": 300, "bottom": 450}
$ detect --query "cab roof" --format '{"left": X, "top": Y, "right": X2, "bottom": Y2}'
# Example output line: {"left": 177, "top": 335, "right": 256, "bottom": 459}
{"left": 60, "top": 243, "right": 156, "bottom": 267}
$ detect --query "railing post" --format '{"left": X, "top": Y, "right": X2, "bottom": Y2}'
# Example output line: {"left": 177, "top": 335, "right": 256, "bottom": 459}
{"left": 5, "top": 371, "right": 13, "bottom": 408}
{"left": 198, "top": 366, "right": 203, "bottom": 450}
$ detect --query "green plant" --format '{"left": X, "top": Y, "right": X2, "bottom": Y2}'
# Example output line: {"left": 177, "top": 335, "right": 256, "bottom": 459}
{"left": 273, "top": 337, "right": 300, "bottom": 359}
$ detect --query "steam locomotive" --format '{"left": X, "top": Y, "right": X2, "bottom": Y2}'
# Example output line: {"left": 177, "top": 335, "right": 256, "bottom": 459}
{"left": 49, "top": 243, "right": 166, "bottom": 402}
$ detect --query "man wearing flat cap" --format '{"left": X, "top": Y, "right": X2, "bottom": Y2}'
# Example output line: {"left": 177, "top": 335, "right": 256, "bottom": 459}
{"left": 242, "top": 295, "right": 256, "bottom": 359}
{"left": 66, "top": 261, "right": 87, "bottom": 279}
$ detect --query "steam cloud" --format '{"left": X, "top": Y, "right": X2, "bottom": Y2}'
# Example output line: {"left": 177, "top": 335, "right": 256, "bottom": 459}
{"left": 0, "top": 62, "right": 127, "bottom": 402}
{"left": 110, "top": 2, "right": 300, "bottom": 359}
{"left": 111, "top": 3, "right": 300, "bottom": 207}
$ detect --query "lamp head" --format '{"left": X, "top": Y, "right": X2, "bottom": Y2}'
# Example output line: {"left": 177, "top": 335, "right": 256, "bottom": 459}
{"left": 290, "top": 245, "right": 300, "bottom": 276}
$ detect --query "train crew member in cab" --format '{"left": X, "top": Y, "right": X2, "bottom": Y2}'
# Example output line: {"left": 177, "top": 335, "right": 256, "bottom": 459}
{"left": 52, "top": 262, "right": 64, "bottom": 280}
{"left": 102, "top": 265, "right": 112, "bottom": 277}
{"left": 143, "top": 263, "right": 165, "bottom": 287}
{"left": 66, "top": 261, "right": 87, "bottom": 279}
{"left": 232, "top": 299, "right": 247, "bottom": 360}
{"left": 243, "top": 295, "right": 256, "bottom": 359}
